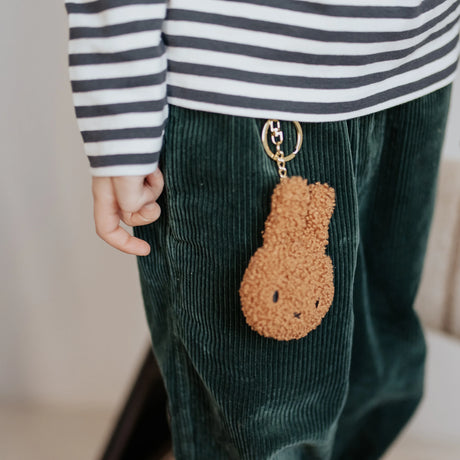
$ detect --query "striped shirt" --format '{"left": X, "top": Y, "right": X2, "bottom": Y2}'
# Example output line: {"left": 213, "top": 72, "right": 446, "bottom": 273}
{"left": 64, "top": 0, "right": 460, "bottom": 177}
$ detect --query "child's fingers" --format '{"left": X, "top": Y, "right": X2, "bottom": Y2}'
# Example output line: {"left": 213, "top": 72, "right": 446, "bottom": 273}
{"left": 120, "top": 201, "right": 162, "bottom": 227}
{"left": 144, "top": 167, "right": 164, "bottom": 192}
{"left": 98, "top": 221, "right": 151, "bottom": 256}
{"left": 92, "top": 177, "right": 151, "bottom": 256}
{"left": 117, "top": 169, "right": 164, "bottom": 227}
{"left": 112, "top": 168, "right": 164, "bottom": 213}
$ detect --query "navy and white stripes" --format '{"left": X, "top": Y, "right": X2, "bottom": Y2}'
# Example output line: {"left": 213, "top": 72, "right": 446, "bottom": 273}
{"left": 65, "top": 0, "right": 168, "bottom": 176}
{"left": 64, "top": 0, "right": 460, "bottom": 176}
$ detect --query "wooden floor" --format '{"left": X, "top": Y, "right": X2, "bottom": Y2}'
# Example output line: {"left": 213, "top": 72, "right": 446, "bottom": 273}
{"left": 0, "top": 397, "right": 457, "bottom": 460}
{"left": 1, "top": 329, "right": 459, "bottom": 460}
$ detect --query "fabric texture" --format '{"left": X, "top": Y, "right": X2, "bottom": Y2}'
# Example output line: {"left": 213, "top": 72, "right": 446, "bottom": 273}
{"left": 239, "top": 176, "right": 336, "bottom": 341}
{"left": 133, "top": 82, "right": 453, "bottom": 459}
{"left": 63, "top": 0, "right": 460, "bottom": 177}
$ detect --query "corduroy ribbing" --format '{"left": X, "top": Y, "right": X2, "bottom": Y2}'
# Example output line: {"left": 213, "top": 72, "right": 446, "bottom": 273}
{"left": 133, "top": 82, "right": 452, "bottom": 460}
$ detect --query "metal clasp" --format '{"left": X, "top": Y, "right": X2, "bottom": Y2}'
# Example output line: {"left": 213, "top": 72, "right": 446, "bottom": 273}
{"left": 261, "top": 120, "right": 303, "bottom": 179}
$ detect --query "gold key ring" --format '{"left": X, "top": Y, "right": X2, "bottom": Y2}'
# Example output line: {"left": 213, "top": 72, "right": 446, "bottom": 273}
{"left": 261, "top": 120, "right": 303, "bottom": 162}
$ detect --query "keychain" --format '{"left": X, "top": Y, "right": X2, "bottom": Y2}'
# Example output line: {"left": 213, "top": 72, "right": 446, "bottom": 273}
{"left": 239, "top": 120, "right": 336, "bottom": 341}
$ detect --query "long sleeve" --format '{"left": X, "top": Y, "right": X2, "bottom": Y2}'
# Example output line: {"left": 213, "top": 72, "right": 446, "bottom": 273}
{"left": 63, "top": 0, "right": 168, "bottom": 177}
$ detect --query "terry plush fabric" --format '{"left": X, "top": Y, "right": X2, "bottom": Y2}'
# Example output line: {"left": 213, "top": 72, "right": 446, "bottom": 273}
{"left": 133, "top": 82, "right": 452, "bottom": 460}
{"left": 240, "top": 176, "right": 336, "bottom": 341}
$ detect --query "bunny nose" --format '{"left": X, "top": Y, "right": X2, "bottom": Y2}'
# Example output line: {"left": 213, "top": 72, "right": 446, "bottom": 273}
{"left": 293, "top": 312, "right": 301, "bottom": 318}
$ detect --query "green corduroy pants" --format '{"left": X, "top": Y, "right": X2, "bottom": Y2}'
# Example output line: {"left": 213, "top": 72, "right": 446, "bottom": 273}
{"left": 133, "top": 82, "right": 453, "bottom": 460}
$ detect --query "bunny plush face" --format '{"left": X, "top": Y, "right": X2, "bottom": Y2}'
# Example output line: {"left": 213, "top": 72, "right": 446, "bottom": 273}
{"left": 239, "top": 176, "right": 335, "bottom": 341}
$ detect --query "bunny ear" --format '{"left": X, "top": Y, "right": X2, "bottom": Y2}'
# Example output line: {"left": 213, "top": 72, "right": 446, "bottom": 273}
{"left": 304, "top": 182, "right": 336, "bottom": 251}
{"left": 261, "top": 176, "right": 311, "bottom": 247}
{"left": 269, "top": 176, "right": 310, "bottom": 212}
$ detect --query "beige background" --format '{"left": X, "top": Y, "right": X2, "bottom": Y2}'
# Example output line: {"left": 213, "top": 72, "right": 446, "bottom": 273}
{"left": 0, "top": 1, "right": 460, "bottom": 460}
{"left": 0, "top": 0, "right": 148, "bottom": 409}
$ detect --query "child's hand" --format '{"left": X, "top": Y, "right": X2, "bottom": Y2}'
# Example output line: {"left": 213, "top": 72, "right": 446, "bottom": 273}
{"left": 91, "top": 168, "right": 164, "bottom": 256}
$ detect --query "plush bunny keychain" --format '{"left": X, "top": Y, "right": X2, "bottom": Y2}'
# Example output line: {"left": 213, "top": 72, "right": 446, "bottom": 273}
{"left": 239, "top": 120, "right": 336, "bottom": 341}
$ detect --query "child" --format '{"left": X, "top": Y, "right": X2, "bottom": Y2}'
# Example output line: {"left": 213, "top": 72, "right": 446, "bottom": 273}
{"left": 64, "top": 1, "right": 458, "bottom": 458}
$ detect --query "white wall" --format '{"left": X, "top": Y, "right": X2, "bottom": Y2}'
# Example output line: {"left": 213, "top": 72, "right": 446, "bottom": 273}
{"left": 441, "top": 76, "right": 460, "bottom": 159}
{"left": 0, "top": 0, "right": 459, "bottom": 409}
{"left": 0, "top": 0, "right": 149, "bottom": 408}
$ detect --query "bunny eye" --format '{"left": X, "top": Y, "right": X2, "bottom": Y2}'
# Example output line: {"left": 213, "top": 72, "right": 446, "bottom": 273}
{"left": 273, "top": 290, "right": 279, "bottom": 303}
{"left": 315, "top": 300, "right": 320, "bottom": 308}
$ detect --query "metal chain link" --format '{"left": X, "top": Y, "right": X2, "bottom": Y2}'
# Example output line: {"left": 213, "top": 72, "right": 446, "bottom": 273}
{"left": 268, "top": 120, "right": 288, "bottom": 179}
